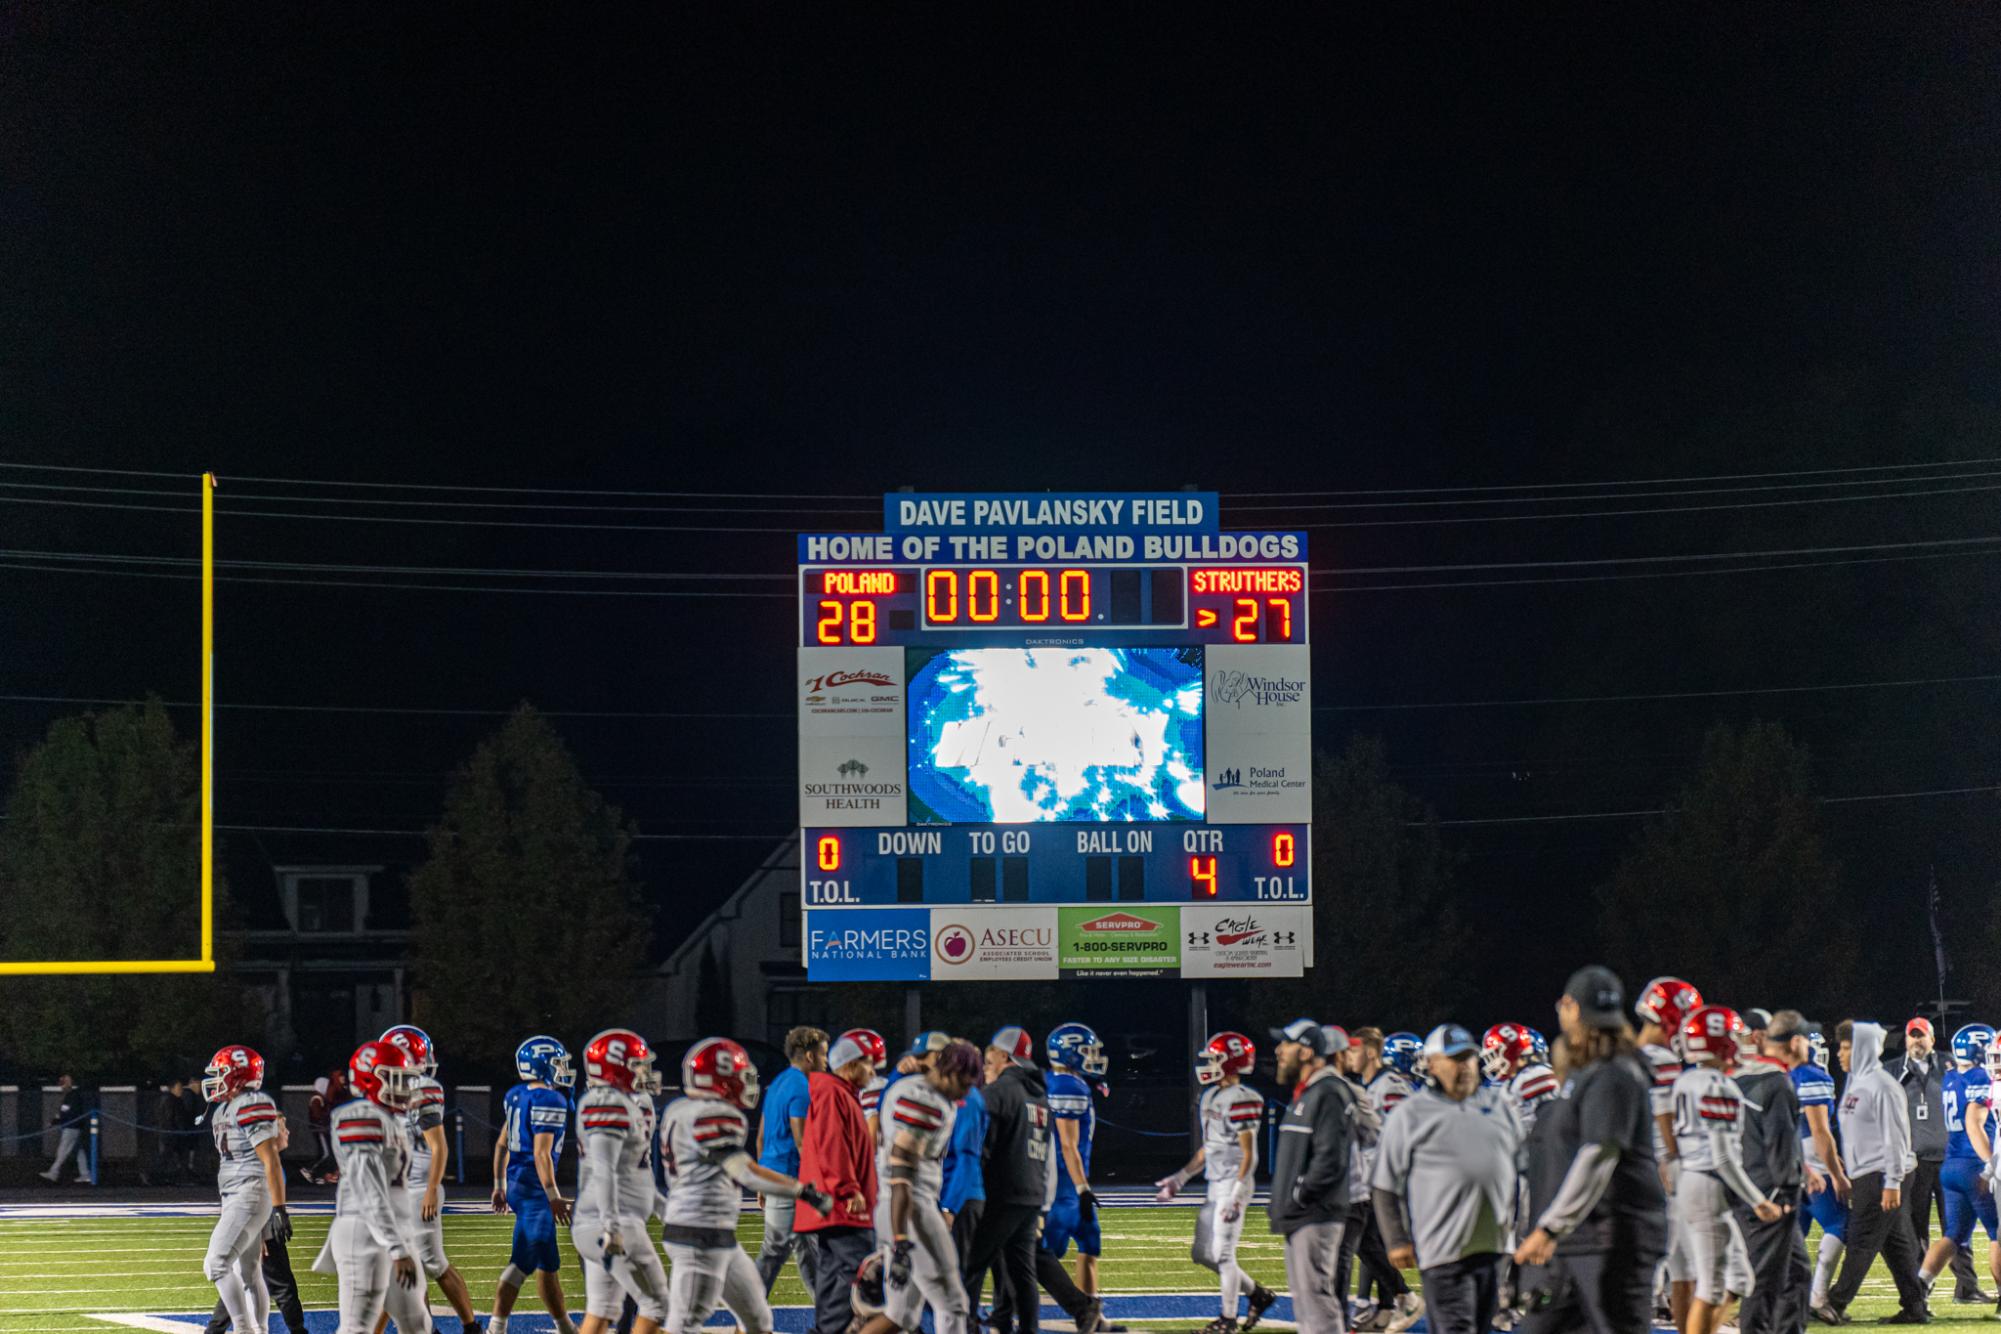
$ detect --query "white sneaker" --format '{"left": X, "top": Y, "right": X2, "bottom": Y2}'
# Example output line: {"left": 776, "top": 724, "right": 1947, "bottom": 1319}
{"left": 1385, "top": 1294, "right": 1425, "bottom": 1334}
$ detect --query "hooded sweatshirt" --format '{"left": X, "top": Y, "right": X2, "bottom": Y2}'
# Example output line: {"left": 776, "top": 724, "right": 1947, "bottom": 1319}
{"left": 1838, "top": 1022, "right": 1915, "bottom": 1181}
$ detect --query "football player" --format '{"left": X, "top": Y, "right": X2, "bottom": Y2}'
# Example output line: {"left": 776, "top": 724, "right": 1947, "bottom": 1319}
{"left": 1343, "top": 1028, "right": 1421, "bottom": 1331}
{"left": 1790, "top": 1024, "right": 1852, "bottom": 1321}
{"left": 573, "top": 1028, "right": 672, "bottom": 1334}
{"left": 1669, "top": 1006, "right": 1782, "bottom": 1334}
{"left": 660, "top": 1036, "right": 834, "bottom": 1334}
{"left": 378, "top": 1025, "right": 480, "bottom": 1333}
{"left": 1636, "top": 976, "right": 1704, "bottom": 1329}
{"left": 1155, "top": 1032, "right": 1281, "bottom": 1334}
{"left": 1380, "top": 1032, "right": 1423, "bottom": 1084}
{"left": 855, "top": 1039, "right": 985, "bottom": 1334}
{"left": 843, "top": 1028, "right": 891, "bottom": 1140}
{"left": 1985, "top": 1035, "right": 2001, "bottom": 1311}
{"left": 1481, "top": 1023, "right": 1559, "bottom": 1131}
{"left": 310, "top": 1040, "right": 431, "bottom": 1334}
{"left": 1044, "top": 1022, "right": 1108, "bottom": 1298}
{"left": 1919, "top": 1023, "right": 1998, "bottom": 1298}
{"left": 201, "top": 1044, "right": 287, "bottom": 1334}
{"left": 491, "top": 1035, "right": 578, "bottom": 1334}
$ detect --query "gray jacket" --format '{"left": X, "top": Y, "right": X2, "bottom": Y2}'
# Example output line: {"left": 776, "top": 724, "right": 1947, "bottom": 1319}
{"left": 1269, "top": 1065, "right": 1356, "bottom": 1235}
{"left": 1896, "top": 1051, "right": 1948, "bottom": 1162}
{"left": 1839, "top": 1023, "right": 1916, "bottom": 1181}
{"left": 1370, "top": 1085, "right": 1522, "bottom": 1269}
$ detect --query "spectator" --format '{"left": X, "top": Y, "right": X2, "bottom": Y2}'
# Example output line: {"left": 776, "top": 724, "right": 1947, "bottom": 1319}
{"left": 1513, "top": 965, "right": 1667, "bottom": 1334}
{"left": 796, "top": 1031, "right": 879, "bottom": 1334}
{"left": 1898, "top": 1018, "right": 1986, "bottom": 1302}
{"left": 1735, "top": 1012, "right": 1808, "bottom": 1334}
{"left": 1371, "top": 1024, "right": 1523, "bottom": 1334}
{"left": 39, "top": 1074, "right": 96, "bottom": 1186}
{"left": 941, "top": 1040, "right": 989, "bottom": 1273}
{"left": 179, "top": 1075, "right": 207, "bottom": 1177}
{"left": 756, "top": 1024, "right": 828, "bottom": 1296}
{"left": 1268, "top": 1017, "right": 1357, "bottom": 1334}
{"left": 302, "top": 1070, "right": 342, "bottom": 1184}
{"left": 964, "top": 1027, "right": 1052, "bottom": 1334}
{"left": 1825, "top": 1021, "right": 1928, "bottom": 1323}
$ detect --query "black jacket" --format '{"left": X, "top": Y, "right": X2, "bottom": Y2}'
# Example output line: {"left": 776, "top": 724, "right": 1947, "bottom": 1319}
{"left": 1268, "top": 1066, "right": 1356, "bottom": 1235}
{"left": 1733, "top": 1059, "right": 1804, "bottom": 1197}
{"left": 981, "top": 1064, "right": 1051, "bottom": 1208}
{"left": 1896, "top": 1053, "right": 1948, "bottom": 1162}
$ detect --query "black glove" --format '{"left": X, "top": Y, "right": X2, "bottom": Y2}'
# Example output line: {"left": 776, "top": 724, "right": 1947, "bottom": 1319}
{"left": 1078, "top": 1188, "right": 1098, "bottom": 1227}
{"left": 800, "top": 1183, "right": 834, "bottom": 1215}
{"left": 888, "top": 1238, "right": 914, "bottom": 1289}
{"left": 269, "top": 1205, "right": 292, "bottom": 1243}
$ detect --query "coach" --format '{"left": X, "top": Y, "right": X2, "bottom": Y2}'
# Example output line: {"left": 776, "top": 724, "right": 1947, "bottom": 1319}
{"left": 1371, "top": 1024, "right": 1523, "bottom": 1334}
{"left": 965, "top": 1026, "right": 1049, "bottom": 1334}
{"left": 1826, "top": 1021, "right": 1929, "bottom": 1323}
{"left": 1732, "top": 1012, "right": 1808, "bottom": 1334}
{"left": 1514, "top": 965, "right": 1667, "bottom": 1334}
{"left": 1270, "top": 1017, "right": 1358, "bottom": 1334}
{"left": 797, "top": 1031, "right": 879, "bottom": 1334}
{"left": 1896, "top": 1018, "right": 1984, "bottom": 1301}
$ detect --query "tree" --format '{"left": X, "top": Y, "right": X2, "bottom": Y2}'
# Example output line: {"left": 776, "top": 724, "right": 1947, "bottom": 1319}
{"left": 0, "top": 701, "right": 235, "bottom": 1078}
{"left": 409, "top": 704, "right": 650, "bottom": 1075}
{"left": 1598, "top": 720, "right": 1851, "bottom": 1013}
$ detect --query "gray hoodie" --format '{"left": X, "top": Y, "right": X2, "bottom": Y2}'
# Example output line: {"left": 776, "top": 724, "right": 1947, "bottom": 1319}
{"left": 1837, "top": 1022, "right": 1915, "bottom": 1181}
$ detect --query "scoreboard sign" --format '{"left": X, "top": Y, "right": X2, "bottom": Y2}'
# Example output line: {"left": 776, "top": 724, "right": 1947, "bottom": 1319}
{"left": 797, "top": 492, "right": 1312, "bottom": 981}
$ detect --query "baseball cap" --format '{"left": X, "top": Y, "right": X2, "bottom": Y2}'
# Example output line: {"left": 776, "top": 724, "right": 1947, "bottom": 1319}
{"left": 1270, "top": 1017, "right": 1335, "bottom": 1057}
{"left": 990, "top": 1026, "right": 1036, "bottom": 1067}
{"left": 828, "top": 1035, "right": 868, "bottom": 1070}
{"left": 1563, "top": 964, "right": 1626, "bottom": 1027}
{"left": 1744, "top": 1008, "right": 1773, "bottom": 1031}
{"left": 1907, "top": 1017, "right": 1934, "bottom": 1039}
{"left": 1321, "top": 1025, "right": 1352, "bottom": 1055}
{"left": 1423, "top": 1024, "right": 1478, "bottom": 1059}
{"left": 906, "top": 1030, "right": 952, "bottom": 1059}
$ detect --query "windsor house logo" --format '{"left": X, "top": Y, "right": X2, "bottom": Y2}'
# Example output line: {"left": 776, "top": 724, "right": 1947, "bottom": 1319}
{"left": 1210, "top": 670, "right": 1307, "bottom": 710}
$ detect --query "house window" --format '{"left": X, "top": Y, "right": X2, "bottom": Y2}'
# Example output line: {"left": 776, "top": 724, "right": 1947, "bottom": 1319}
{"left": 779, "top": 891, "right": 801, "bottom": 949}
{"left": 295, "top": 877, "right": 358, "bottom": 933}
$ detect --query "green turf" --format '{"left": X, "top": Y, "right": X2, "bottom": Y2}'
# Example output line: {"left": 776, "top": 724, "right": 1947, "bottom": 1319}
{"left": 0, "top": 1208, "right": 1980, "bottom": 1333}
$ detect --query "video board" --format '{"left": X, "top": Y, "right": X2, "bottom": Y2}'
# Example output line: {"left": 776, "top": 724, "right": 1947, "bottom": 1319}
{"left": 798, "top": 492, "right": 1312, "bottom": 981}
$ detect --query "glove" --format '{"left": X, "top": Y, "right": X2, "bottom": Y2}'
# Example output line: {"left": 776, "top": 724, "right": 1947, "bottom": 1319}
{"left": 1078, "top": 1188, "right": 1098, "bottom": 1227}
{"left": 888, "top": 1238, "right": 914, "bottom": 1290}
{"left": 800, "top": 1183, "right": 834, "bottom": 1215}
{"left": 268, "top": 1205, "right": 292, "bottom": 1243}
{"left": 1154, "top": 1169, "right": 1189, "bottom": 1203}
{"left": 1223, "top": 1197, "right": 1243, "bottom": 1224}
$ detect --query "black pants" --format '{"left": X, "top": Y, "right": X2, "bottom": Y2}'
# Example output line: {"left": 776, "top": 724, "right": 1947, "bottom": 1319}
{"left": 1336, "top": 1200, "right": 1410, "bottom": 1306}
{"left": 1517, "top": 1249, "right": 1660, "bottom": 1334}
{"left": 1735, "top": 1190, "right": 1809, "bottom": 1334}
{"left": 963, "top": 1201, "right": 1042, "bottom": 1334}
{"left": 802, "top": 1225, "right": 875, "bottom": 1334}
{"left": 204, "top": 1231, "right": 307, "bottom": 1334}
{"left": 1829, "top": 1170, "right": 1928, "bottom": 1317}
{"left": 1909, "top": 1155, "right": 1983, "bottom": 1297}
{"left": 1421, "top": 1254, "right": 1504, "bottom": 1334}
{"left": 988, "top": 1248, "right": 1095, "bottom": 1329}
{"left": 953, "top": 1199, "right": 985, "bottom": 1277}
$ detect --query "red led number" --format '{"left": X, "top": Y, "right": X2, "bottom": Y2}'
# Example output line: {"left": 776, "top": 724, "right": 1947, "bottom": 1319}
{"left": 1232, "top": 597, "right": 1258, "bottom": 643}
{"left": 1060, "top": 569, "right": 1091, "bottom": 622}
{"left": 1190, "top": 855, "right": 1218, "bottom": 898}
{"left": 926, "top": 570, "right": 958, "bottom": 623}
{"left": 817, "top": 836, "right": 841, "bottom": 872}
{"left": 815, "top": 599, "right": 878, "bottom": 644}
{"left": 1267, "top": 597, "right": 1292, "bottom": 641}
{"left": 1019, "top": 569, "right": 1050, "bottom": 622}
{"left": 1273, "top": 832, "right": 1295, "bottom": 867}
{"left": 969, "top": 570, "right": 1000, "bottom": 622}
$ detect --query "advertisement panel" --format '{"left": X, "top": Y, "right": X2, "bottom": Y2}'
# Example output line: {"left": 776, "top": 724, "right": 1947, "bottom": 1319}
{"left": 1204, "top": 645, "right": 1312, "bottom": 823}
{"left": 1180, "top": 905, "right": 1310, "bottom": 978}
{"left": 798, "top": 648, "right": 905, "bottom": 737}
{"left": 799, "top": 734, "right": 907, "bottom": 827}
{"left": 1057, "top": 906, "right": 1181, "bottom": 977}
{"left": 803, "top": 909, "right": 930, "bottom": 981}
{"left": 927, "top": 908, "right": 1059, "bottom": 980}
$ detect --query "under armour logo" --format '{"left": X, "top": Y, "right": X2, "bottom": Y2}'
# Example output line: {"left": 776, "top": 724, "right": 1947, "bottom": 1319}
{"left": 1274, "top": 931, "right": 1297, "bottom": 945}
{"left": 1188, "top": 931, "right": 1211, "bottom": 945}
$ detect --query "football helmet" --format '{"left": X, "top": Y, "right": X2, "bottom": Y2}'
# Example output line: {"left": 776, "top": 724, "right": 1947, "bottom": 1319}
{"left": 1381, "top": 1032, "right": 1422, "bottom": 1078}
{"left": 1635, "top": 977, "right": 1704, "bottom": 1034}
{"left": 1807, "top": 1030, "right": 1829, "bottom": 1069}
{"left": 1952, "top": 1023, "right": 1996, "bottom": 1068}
{"left": 1678, "top": 1005, "right": 1744, "bottom": 1066}
{"left": 202, "top": 1045, "right": 266, "bottom": 1103}
{"left": 1526, "top": 1027, "right": 1550, "bottom": 1064}
{"left": 516, "top": 1035, "right": 574, "bottom": 1088}
{"left": 1047, "top": 1021, "right": 1109, "bottom": 1076}
{"left": 1197, "top": 1031, "right": 1257, "bottom": 1085}
{"left": 350, "top": 1039, "right": 417, "bottom": 1109}
{"left": 851, "top": 1249, "right": 887, "bottom": 1320}
{"left": 379, "top": 1024, "right": 437, "bottom": 1078}
{"left": 1986, "top": 1034, "right": 2001, "bottom": 1082}
{"left": 684, "top": 1036, "right": 761, "bottom": 1109}
{"left": 1481, "top": 1023, "right": 1538, "bottom": 1083}
{"left": 584, "top": 1028, "right": 661, "bottom": 1095}
{"left": 839, "top": 1028, "right": 888, "bottom": 1071}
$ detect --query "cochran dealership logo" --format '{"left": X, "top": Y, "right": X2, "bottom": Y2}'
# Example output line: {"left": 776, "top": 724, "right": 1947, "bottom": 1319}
{"left": 1077, "top": 911, "right": 1161, "bottom": 934}
{"left": 935, "top": 921, "right": 1055, "bottom": 965}
{"left": 803, "top": 669, "right": 895, "bottom": 699}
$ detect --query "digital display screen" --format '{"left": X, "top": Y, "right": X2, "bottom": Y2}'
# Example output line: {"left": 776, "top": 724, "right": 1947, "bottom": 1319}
{"left": 905, "top": 646, "right": 1206, "bottom": 824}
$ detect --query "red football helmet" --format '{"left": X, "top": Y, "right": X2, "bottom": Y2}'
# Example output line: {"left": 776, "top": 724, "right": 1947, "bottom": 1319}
{"left": 684, "top": 1036, "right": 761, "bottom": 1109}
{"left": 203, "top": 1045, "right": 266, "bottom": 1103}
{"left": 1481, "top": 1024, "right": 1538, "bottom": 1083}
{"left": 1197, "top": 1031, "right": 1257, "bottom": 1085}
{"left": 379, "top": 1025, "right": 436, "bottom": 1078}
{"left": 349, "top": 1039, "right": 417, "bottom": 1110}
{"left": 839, "top": 1028, "right": 887, "bottom": 1071}
{"left": 1679, "top": 1005, "right": 1745, "bottom": 1066}
{"left": 1635, "top": 977, "right": 1704, "bottom": 1034}
{"left": 585, "top": 1028, "right": 661, "bottom": 1095}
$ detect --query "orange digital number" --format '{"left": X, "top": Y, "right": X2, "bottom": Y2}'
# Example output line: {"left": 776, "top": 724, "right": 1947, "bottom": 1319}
{"left": 926, "top": 569, "right": 958, "bottom": 623}
{"left": 816, "top": 599, "right": 844, "bottom": 644}
{"left": 1190, "top": 855, "right": 1219, "bottom": 898}
{"left": 1267, "top": 597, "right": 1292, "bottom": 641}
{"left": 851, "top": 599, "right": 878, "bottom": 643}
{"left": 1273, "top": 832, "right": 1295, "bottom": 868}
{"left": 1059, "top": 569, "right": 1091, "bottom": 622}
{"left": 1232, "top": 597, "right": 1258, "bottom": 643}
{"left": 817, "top": 835, "right": 841, "bottom": 872}
{"left": 969, "top": 569, "right": 1000, "bottom": 622}
{"left": 1019, "top": 569, "right": 1051, "bottom": 621}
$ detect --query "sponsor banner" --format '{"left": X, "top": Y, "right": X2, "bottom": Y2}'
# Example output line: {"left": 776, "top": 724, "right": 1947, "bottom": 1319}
{"left": 1057, "top": 906, "right": 1181, "bottom": 977}
{"left": 803, "top": 908, "right": 930, "bottom": 981}
{"left": 928, "top": 908, "right": 1059, "bottom": 980}
{"left": 1181, "top": 905, "right": 1310, "bottom": 978}
{"left": 798, "top": 648, "right": 905, "bottom": 737}
{"left": 1205, "top": 645, "right": 1311, "bottom": 824}
{"left": 799, "top": 734, "right": 907, "bottom": 827}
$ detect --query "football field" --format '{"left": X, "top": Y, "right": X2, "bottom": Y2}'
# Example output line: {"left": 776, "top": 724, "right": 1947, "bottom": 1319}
{"left": 0, "top": 1202, "right": 1972, "bottom": 1333}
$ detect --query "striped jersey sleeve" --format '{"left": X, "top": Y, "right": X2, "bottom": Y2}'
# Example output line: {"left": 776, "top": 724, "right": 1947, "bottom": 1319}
{"left": 333, "top": 1103, "right": 388, "bottom": 1150}
{"left": 1791, "top": 1064, "right": 1835, "bottom": 1108}
{"left": 690, "top": 1105, "right": 748, "bottom": 1158}
{"left": 233, "top": 1093, "right": 283, "bottom": 1148}
{"left": 409, "top": 1077, "right": 446, "bottom": 1133}
{"left": 1511, "top": 1064, "right": 1560, "bottom": 1109}
{"left": 1644, "top": 1044, "right": 1682, "bottom": 1116}
{"left": 861, "top": 1076, "right": 887, "bottom": 1117}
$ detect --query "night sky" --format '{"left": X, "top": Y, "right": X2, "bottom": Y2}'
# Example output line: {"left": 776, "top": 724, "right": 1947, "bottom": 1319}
{"left": 5, "top": 7, "right": 2000, "bottom": 1022}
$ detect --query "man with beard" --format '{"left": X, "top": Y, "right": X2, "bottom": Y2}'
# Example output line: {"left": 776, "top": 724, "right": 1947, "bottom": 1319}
{"left": 1269, "top": 1018, "right": 1359, "bottom": 1334}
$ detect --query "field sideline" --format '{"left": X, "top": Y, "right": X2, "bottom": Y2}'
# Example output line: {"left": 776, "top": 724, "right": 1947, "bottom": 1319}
{"left": 0, "top": 1202, "right": 1969, "bottom": 1334}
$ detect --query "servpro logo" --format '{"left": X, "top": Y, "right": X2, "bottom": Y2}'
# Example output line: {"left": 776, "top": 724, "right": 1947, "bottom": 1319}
{"left": 1077, "top": 912, "right": 1160, "bottom": 933}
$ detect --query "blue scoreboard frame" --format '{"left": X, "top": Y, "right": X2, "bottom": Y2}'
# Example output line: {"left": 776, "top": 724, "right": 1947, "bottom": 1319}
{"left": 797, "top": 492, "right": 1313, "bottom": 981}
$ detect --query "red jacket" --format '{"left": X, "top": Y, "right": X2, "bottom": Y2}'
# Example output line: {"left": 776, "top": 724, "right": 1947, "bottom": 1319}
{"left": 795, "top": 1070, "right": 875, "bottom": 1232}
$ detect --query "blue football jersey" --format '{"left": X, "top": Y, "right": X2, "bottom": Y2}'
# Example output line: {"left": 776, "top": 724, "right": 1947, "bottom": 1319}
{"left": 1944, "top": 1066, "right": 1992, "bottom": 1161}
{"left": 503, "top": 1083, "right": 571, "bottom": 1189}
{"left": 1046, "top": 1070, "right": 1095, "bottom": 1198}
{"left": 1792, "top": 1061, "right": 1838, "bottom": 1169}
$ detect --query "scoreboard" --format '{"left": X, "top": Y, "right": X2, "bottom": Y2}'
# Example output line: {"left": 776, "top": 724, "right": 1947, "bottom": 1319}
{"left": 797, "top": 492, "right": 1312, "bottom": 982}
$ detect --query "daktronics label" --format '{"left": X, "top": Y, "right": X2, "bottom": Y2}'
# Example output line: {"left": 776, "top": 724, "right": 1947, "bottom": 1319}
{"left": 1058, "top": 907, "right": 1181, "bottom": 974}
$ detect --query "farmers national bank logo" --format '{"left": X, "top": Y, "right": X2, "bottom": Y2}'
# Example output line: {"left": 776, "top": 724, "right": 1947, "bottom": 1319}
{"left": 1211, "top": 670, "right": 1306, "bottom": 710}
{"left": 934, "top": 920, "right": 1055, "bottom": 967}
{"left": 807, "top": 911, "right": 927, "bottom": 969}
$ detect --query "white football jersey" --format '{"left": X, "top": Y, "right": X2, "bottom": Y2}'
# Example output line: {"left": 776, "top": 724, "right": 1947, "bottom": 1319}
{"left": 861, "top": 1075, "right": 888, "bottom": 1122}
{"left": 875, "top": 1078, "right": 955, "bottom": 1203}
{"left": 402, "top": 1074, "right": 446, "bottom": 1188}
{"left": 1366, "top": 1068, "right": 1415, "bottom": 1118}
{"left": 659, "top": 1095, "right": 750, "bottom": 1230}
{"left": 1199, "top": 1082, "right": 1265, "bottom": 1182}
{"left": 211, "top": 1089, "right": 283, "bottom": 1194}
{"left": 331, "top": 1098, "right": 417, "bottom": 1240}
{"left": 1508, "top": 1063, "right": 1560, "bottom": 1130}
{"left": 1643, "top": 1043, "right": 1682, "bottom": 1157}
{"left": 1669, "top": 1064, "right": 1747, "bottom": 1174}
{"left": 576, "top": 1086, "right": 659, "bottom": 1221}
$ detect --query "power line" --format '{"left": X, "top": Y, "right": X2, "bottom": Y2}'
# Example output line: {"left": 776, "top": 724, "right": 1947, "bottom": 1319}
{"left": 0, "top": 493, "right": 810, "bottom": 533}
{"left": 1324, "top": 532, "right": 2001, "bottom": 575}
{"left": 215, "top": 823, "right": 789, "bottom": 841}
{"left": 1226, "top": 468, "right": 2001, "bottom": 511}
{"left": 1430, "top": 784, "right": 1997, "bottom": 827}
{"left": 0, "top": 694, "right": 790, "bottom": 719}
{"left": 1319, "top": 671, "right": 2001, "bottom": 712}
{"left": 1315, "top": 544, "right": 2001, "bottom": 592}
{"left": 0, "top": 460, "right": 877, "bottom": 500}
{"left": 1226, "top": 455, "right": 2001, "bottom": 498}
{"left": 0, "top": 478, "right": 875, "bottom": 516}
{"left": 0, "top": 560, "right": 794, "bottom": 597}
{"left": 0, "top": 547, "right": 792, "bottom": 582}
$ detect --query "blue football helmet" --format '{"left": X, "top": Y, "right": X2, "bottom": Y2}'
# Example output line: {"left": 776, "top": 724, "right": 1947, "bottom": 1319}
{"left": 516, "top": 1034, "right": 574, "bottom": 1087}
{"left": 1047, "top": 1021, "right": 1109, "bottom": 1077}
{"left": 1953, "top": 1024, "right": 1996, "bottom": 1067}
{"left": 1807, "top": 1030, "right": 1829, "bottom": 1069}
{"left": 1525, "top": 1027, "right": 1550, "bottom": 1064}
{"left": 1381, "top": 1032, "right": 1422, "bottom": 1078}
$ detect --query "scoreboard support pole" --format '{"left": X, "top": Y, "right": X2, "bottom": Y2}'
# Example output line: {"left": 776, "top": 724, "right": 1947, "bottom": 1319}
{"left": 1187, "top": 981, "right": 1207, "bottom": 1153}
{"left": 903, "top": 986, "right": 921, "bottom": 1046}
